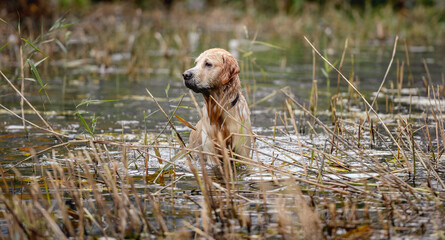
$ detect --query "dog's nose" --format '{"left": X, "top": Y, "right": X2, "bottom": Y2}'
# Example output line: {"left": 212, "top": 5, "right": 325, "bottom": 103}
{"left": 182, "top": 71, "right": 193, "bottom": 81}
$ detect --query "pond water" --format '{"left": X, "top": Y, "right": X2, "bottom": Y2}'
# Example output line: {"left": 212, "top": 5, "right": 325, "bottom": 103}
{"left": 1, "top": 35, "right": 444, "bottom": 238}
{"left": 1, "top": 39, "right": 444, "bottom": 162}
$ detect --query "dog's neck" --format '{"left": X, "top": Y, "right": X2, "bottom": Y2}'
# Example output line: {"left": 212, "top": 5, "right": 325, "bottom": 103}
{"left": 202, "top": 76, "right": 241, "bottom": 127}
{"left": 203, "top": 76, "right": 240, "bottom": 108}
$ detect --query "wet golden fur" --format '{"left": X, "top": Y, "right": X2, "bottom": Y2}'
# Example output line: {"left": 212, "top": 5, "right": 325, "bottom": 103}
{"left": 183, "top": 48, "right": 251, "bottom": 162}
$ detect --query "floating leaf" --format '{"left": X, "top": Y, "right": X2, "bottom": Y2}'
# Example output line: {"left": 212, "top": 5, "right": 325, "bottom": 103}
{"left": 35, "top": 137, "right": 53, "bottom": 142}
{"left": 76, "top": 99, "right": 118, "bottom": 108}
{"left": 18, "top": 146, "right": 47, "bottom": 151}
{"left": 0, "top": 134, "right": 25, "bottom": 139}
{"left": 340, "top": 225, "right": 372, "bottom": 239}
{"left": 145, "top": 170, "right": 165, "bottom": 185}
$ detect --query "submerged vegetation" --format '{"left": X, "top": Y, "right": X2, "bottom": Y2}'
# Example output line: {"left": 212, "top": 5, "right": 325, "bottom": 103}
{"left": 0, "top": 1, "right": 445, "bottom": 239}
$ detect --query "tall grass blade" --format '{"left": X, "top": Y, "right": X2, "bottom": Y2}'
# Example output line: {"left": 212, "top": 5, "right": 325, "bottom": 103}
{"left": 174, "top": 114, "right": 196, "bottom": 130}
{"left": 27, "top": 59, "right": 50, "bottom": 102}
{"left": 55, "top": 39, "right": 67, "bottom": 54}
{"left": 251, "top": 40, "right": 285, "bottom": 50}
{"left": 21, "top": 38, "right": 41, "bottom": 53}
{"left": 0, "top": 42, "right": 10, "bottom": 51}
{"left": 165, "top": 83, "right": 170, "bottom": 98}
{"left": 76, "top": 112, "right": 94, "bottom": 137}
{"left": 34, "top": 57, "right": 48, "bottom": 67}
{"left": 49, "top": 17, "right": 72, "bottom": 31}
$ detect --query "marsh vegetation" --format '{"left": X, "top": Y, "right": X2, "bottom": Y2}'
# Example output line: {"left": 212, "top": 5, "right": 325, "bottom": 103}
{"left": 0, "top": 1, "right": 444, "bottom": 239}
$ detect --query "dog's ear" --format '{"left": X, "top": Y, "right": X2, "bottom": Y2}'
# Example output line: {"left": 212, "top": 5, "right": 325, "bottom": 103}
{"left": 221, "top": 54, "right": 240, "bottom": 85}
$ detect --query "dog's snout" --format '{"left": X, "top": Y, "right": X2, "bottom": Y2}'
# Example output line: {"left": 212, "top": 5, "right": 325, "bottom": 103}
{"left": 182, "top": 71, "right": 193, "bottom": 81}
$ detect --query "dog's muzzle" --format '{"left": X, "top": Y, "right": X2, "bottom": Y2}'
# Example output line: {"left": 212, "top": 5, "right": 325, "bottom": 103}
{"left": 182, "top": 70, "right": 193, "bottom": 81}
{"left": 182, "top": 70, "right": 196, "bottom": 91}
{"left": 183, "top": 70, "right": 207, "bottom": 94}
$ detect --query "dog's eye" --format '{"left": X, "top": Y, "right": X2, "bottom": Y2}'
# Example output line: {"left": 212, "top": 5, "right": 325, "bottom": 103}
{"left": 205, "top": 62, "right": 213, "bottom": 68}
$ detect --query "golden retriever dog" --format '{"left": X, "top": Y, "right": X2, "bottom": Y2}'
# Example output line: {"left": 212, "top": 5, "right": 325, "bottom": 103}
{"left": 183, "top": 48, "right": 251, "bottom": 163}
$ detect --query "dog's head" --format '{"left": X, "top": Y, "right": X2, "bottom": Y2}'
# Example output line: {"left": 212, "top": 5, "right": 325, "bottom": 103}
{"left": 183, "top": 48, "right": 240, "bottom": 95}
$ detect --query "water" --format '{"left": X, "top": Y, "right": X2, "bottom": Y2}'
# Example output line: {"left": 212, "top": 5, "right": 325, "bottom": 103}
{"left": 2, "top": 40, "right": 444, "bottom": 160}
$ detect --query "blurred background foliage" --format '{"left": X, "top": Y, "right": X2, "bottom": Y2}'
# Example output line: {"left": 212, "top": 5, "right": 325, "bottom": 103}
{"left": 0, "top": 0, "right": 443, "bottom": 46}
{"left": 1, "top": 0, "right": 443, "bottom": 23}
{"left": 0, "top": 0, "right": 443, "bottom": 73}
